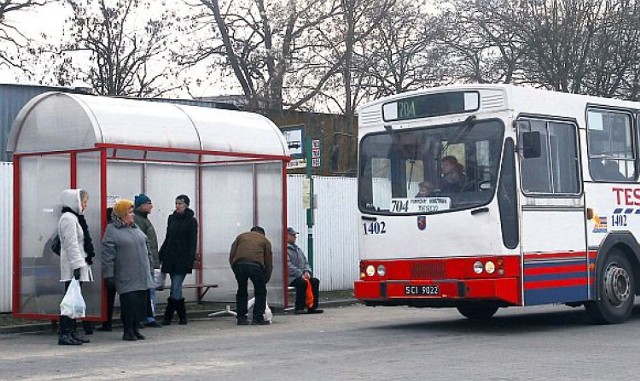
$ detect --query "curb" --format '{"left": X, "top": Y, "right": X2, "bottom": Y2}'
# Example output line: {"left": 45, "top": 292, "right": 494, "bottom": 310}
{"left": 0, "top": 299, "right": 359, "bottom": 335}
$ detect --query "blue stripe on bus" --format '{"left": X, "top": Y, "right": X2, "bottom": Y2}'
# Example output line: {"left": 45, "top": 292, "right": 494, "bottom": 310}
{"left": 523, "top": 261, "right": 586, "bottom": 269}
{"left": 523, "top": 272, "right": 587, "bottom": 282}
{"left": 525, "top": 286, "right": 588, "bottom": 305}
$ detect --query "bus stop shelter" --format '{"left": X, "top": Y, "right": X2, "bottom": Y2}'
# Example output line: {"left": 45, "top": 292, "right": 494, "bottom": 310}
{"left": 8, "top": 92, "right": 290, "bottom": 320}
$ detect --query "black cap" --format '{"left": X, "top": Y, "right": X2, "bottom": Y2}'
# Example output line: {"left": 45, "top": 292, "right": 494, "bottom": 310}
{"left": 250, "top": 226, "right": 265, "bottom": 235}
{"left": 176, "top": 194, "right": 190, "bottom": 206}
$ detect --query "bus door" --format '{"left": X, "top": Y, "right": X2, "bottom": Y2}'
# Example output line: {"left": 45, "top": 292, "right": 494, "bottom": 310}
{"left": 517, "top": 118, "right": 588, "bottom": 305}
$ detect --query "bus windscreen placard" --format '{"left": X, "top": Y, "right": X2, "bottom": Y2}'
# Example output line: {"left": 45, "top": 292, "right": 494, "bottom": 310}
{"left": 390, "top": 197, "right": 451, "bottom": 213}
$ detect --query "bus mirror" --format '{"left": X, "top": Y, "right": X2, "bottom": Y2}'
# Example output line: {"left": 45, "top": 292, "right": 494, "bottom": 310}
{"left": 331, "top": 132, "right": 357, "bottom": 175}
{"left": 521, "top": 131, "right": 542, "bottom": 159}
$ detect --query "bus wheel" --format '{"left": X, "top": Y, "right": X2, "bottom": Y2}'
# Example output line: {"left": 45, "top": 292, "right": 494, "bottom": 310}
{"left": 585, "top": 250, "right": 635, "bottom": 324}
{"left": 456, "top": 302, "right": 499, "bottom": 321}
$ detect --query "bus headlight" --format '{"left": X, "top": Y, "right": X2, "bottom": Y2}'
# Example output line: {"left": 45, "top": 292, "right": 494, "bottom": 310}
{"left": 473, "top": 261, "right": 483, "bottom": 274}
{"left": 485, "top": 261, "right": 496, "bottom": 274}
{"left": 366, "top": 265, "right": 376, "bottom": 277}
{"left": 377, "top": 265, "right": 386, "bottom": 277}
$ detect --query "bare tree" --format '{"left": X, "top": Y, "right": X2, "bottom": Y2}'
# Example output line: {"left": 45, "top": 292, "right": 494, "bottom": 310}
{"left": 581, "top": 0, "right": 640, "bottom": 98}
{"left": 354, "top": 1, "right": 450, "bottom": 100}
{"left": 179, "top": 0, "right": 352, "bottom": 111}
{"left": 0, "top": 0, "right": 57, "bottom": 73}
{"left": 517, "top": 0, "right": 603, "bottom": 93}
{"left": 48, "top": 0, "right": 181, "bottom": 96}
{"left": 328, "top": 0, "right": 396, "bottom": 118}
{"left": 437, "top": 0, "right": 528, "bottom": 84}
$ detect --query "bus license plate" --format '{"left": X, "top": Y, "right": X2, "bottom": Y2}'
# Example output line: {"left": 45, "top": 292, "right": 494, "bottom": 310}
{"left": 404, "top": 285, "right": 439, "bottom": 296}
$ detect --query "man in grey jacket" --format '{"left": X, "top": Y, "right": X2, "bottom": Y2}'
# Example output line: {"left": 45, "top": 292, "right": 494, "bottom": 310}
{"left": 287, "top": 227, "right": 323, "bottom": 314}
{"left": 134, "top": 194, "right": 162, "bottom": 328}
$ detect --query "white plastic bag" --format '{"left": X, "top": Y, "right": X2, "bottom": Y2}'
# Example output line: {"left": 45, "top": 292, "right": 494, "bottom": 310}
{"left": 154, "top": 270, "right": 167, "bottom": 289}
{"left": 60, "top": 279, "right": 86, "bottom": 319}
{"left": 247, "top": 297, "right": 273, "bottom": 323}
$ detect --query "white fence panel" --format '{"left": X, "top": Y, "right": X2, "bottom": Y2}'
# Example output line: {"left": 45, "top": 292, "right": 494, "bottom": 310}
{"left": 313, "top": 176, "right": 359, "bottom": 291}
{"left": 286, "top": 175, "right": 359, "bottom": 291}
{"left": 0, "top": 170, "right": 358, "bottom": 312}
{"left": 0, "top": 163, "right": 13, "bottom": 312}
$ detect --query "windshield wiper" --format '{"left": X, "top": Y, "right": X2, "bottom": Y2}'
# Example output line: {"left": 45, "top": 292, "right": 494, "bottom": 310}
{"left": 438, "top": 115, "right": 476, "bottom": 159}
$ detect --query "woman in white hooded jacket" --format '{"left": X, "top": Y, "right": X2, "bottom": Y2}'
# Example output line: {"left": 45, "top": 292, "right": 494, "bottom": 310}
{"left": 57, "top": 189, "right": 95, "bottom": 345}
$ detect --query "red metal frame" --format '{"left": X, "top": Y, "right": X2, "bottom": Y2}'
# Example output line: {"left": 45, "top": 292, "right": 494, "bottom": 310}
{"left": 11, "top": 157, "right": 21, "bottom": 315}
{"left": 13, "top": 143, "right": 291, "bottom": 319}
{"left": 99, "top": 148, "right": 108, "bottom": 321}
{"left": 70, "top": 152, "right": 77, "bottom": 188}
{"left": 196, "top": 154, "right": 204, "bottom": 302}
{"left": 96, "top": 143, "right": 291, "bottom": 162}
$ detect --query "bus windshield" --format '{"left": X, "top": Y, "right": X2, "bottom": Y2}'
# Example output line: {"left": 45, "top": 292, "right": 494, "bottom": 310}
{"left": 358, "top": 119, "right": 504, "bottom": 214}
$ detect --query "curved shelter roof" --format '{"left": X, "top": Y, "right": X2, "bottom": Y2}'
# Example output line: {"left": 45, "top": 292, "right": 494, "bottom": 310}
{"left": 7, "top": 92, "right": 289, "bottom": 159}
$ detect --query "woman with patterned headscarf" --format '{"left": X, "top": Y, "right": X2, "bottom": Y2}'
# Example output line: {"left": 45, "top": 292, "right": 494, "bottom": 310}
{"left": 102, "top": 199, "right": 154, "bottom": 341}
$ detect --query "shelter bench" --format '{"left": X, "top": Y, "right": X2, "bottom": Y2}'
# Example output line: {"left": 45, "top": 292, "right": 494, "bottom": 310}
{"left": 156, "top": 283, "right": 218, "bottom": 304}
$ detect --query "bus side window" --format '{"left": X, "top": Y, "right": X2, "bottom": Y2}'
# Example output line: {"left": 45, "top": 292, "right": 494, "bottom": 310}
{"left": 587, "top": 109, "right": 635, "bottom": 182}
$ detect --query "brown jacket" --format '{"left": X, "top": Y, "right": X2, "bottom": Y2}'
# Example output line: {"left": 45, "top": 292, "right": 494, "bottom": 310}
{"left": 229, "top": 231, "right": 273, "bottom": 282}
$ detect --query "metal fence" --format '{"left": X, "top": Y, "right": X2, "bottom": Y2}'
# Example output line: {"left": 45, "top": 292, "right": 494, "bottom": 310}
{"left": 0, "top": 165, "right": 359, "bottom": 312}
{"left": 286, "top": 175, "right": 359, "bottom": 291}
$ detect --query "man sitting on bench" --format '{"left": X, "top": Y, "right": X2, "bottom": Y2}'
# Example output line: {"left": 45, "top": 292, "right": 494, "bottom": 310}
{"left": 287, "top": 227, "right": 323, "bottom": 314}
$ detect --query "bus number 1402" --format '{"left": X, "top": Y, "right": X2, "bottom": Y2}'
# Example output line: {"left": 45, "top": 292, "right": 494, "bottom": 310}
{"left": 363, "top": 221, "right": 386, "bottom": 235}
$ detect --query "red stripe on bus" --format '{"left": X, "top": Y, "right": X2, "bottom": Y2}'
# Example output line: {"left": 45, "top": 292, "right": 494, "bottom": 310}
{"left": 524, "top": 278, "right": 591, "bottom": 290}
{"left": 524, "top": 264, "right": 587, "bottom": 276}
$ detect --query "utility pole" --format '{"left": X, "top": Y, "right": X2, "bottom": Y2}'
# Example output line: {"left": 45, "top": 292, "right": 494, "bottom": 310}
{"left": 305, "top": 136, "right": 314, "bottom": 270}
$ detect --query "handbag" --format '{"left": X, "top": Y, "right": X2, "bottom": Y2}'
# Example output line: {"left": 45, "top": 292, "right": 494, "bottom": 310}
{"left": 304, "top": 278, "right": 314, "bottom": 309}
{"left": 60, "top": 279, "right": 86, "bottom": 319}
{"left": 51, "top": 235, "right": 61, "bottom": 256}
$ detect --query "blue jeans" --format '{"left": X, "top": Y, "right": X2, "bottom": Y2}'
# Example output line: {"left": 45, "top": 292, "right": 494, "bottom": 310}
{"left": 169, "top": 273, "right": 186, "bottom": 300}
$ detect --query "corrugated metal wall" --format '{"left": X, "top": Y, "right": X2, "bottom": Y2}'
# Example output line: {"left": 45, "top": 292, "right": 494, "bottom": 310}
{"left": 0, "top": 162, "right": 13, "bottom": 312}
{"left": 0, "top": 84, "right": 66, "bottom": 162}
{"left": 0, "top": 169, "right": 358, "bottom": 312}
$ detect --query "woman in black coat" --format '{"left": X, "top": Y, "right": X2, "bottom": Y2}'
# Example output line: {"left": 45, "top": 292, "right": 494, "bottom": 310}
{"left": 159, "top": 195, "right": 198, "bottom": 325}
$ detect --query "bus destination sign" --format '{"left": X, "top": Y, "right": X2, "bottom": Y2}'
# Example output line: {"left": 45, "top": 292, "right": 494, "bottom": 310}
{"left": 382, "top": 91, "right": 479, "bottom": 122}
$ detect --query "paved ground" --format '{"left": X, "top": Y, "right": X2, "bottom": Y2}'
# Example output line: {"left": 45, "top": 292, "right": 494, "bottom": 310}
{"left": 0, "top": 290, "right": 356, "bottom": 334}
{"left": 2, "top": 303, "right": 640, "bottom": 381}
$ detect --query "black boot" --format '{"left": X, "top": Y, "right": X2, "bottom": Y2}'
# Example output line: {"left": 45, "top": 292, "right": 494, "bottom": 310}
{"left": 122, "top": 317, "right": 137, "bottom": 341}
{"left": 70, "top": 319, "right": 90, "bottom": 343}
{"left": 176, "top": 298, "right": 187, "bottom": 325}
{"left": 97, "top": 322, "right": 112, "bottom": 332}
{"left": 133, "top": 325, "right": 146, "bottom": 340}
{"left": 122, "top": 329, "right": 137, "bottom": 341}
{"left": 163, "top": 298, "right": 175, "bottom": 325}
{"left": 58, "top": 316, "right": 82, "bottom": 346}
{"left": 82, "top": 320, "right": 94, "bottom": 335}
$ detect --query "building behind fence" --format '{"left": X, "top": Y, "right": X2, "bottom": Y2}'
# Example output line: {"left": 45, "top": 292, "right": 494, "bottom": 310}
{"left": 0, "top": 166, "right": 358, "bottom": 313}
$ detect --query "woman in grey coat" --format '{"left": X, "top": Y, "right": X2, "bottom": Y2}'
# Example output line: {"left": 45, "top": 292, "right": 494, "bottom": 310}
{"left": 102, "top": 199, "right": 154, "bottom": 341}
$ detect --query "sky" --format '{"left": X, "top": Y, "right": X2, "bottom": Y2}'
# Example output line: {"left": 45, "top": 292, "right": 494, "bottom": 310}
{"left": 0, "top": 1, "right": 235, "bottom": 99}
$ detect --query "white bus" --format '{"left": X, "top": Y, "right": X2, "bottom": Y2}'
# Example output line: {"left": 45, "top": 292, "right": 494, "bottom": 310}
{"left": 354, "top": 84, "right": 640, "bottom": 324}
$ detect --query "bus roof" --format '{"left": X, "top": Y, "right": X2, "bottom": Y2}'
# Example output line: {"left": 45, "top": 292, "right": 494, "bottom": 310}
{"left": 356, "top": 83, "right": 640, "bottom": 116}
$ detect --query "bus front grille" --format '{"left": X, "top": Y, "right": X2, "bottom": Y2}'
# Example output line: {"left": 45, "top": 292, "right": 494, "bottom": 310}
{"left": 411, "top": 261, "right": 446, "bottom": 280}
